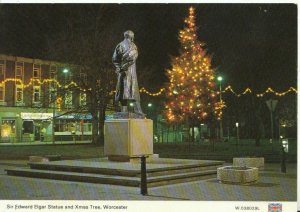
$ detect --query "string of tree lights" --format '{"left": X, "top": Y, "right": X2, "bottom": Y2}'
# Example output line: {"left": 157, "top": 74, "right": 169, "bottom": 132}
{"left": 164, "top": 7, "right": 222, "bottom": 123}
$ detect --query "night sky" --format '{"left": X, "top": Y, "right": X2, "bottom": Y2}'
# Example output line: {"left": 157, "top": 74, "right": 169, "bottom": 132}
{"left": 0, "top": 4, "right": 297, "bottom": 92}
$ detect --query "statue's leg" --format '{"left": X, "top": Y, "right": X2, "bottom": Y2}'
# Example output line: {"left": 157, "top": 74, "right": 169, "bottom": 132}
{"left": 121, "top": 106, "right": 127, "bottom": 112}
{"left": 120, "top": 100, "right": 128, "bottom": 112}
{"left": 134, "top": 101, "right": 144, "bottom": 115}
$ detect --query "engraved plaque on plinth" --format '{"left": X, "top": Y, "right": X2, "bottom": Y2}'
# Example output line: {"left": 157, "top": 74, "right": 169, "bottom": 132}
{"left": 104, "top": 119, "right": 153, "bottom": 161}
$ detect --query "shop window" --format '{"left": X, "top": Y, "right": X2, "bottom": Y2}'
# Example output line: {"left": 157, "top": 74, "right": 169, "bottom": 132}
{"left": 53, "top": 119, "right": 93, "bottom": 133}
{"left": 33, "top": 64, "right": 41, "bottom": 78}
{"left": 54, "top": 120, "right": 61, "bottom": 132}
{"left": 33, "top": 86, "right": 40, "bottom": 103}
{"left": 23, "top": 121, "right": 34, "bottom": 134}
{"left": 54, "top": 120, "right": 76, "bottom": 132}
{"left": 1, "top": 119, "right": 16, "bottom": 138}
{"left": 84, "top": 123, "right": 92, "bottom": 132}
{"left": 55, "top": 120, "right": 66, "bottom": 132}
{"left": 16, "top": 85, "right": 23, "bottom": 102}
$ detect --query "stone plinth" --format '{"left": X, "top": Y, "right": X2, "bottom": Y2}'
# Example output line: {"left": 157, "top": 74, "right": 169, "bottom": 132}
{"left": 104, "top": 119, "right": 153, "bottom": 162}
{"left": 217, "top": 166, "right": 258, "bottom": 184}
{"left": 233, "top": 157, "right": 264, "bottom": 170}
{"left": 113, "top": 112, "right": 144, "bottom": 119}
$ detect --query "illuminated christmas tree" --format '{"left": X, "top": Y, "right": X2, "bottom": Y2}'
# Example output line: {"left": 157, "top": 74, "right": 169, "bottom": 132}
{"left": 165, "top": 7, "right": 223, "bottom": 129}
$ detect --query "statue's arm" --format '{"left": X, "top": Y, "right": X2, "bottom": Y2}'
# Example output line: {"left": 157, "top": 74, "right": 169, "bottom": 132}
{"left": 131, "top": 44, "right": 138, "bottom": 61}
{"left": 112, "top": 44, "right": 123, "bottom": 72}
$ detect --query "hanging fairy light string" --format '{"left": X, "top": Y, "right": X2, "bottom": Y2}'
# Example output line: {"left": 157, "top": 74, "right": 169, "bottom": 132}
{"left": 140, "top": 86, "right": 297, "bottom": 97}
{"left": 0, "top": 78, "right": 91, "bottom": 91}
{"left": 223, "top": 86, "right": 252, "bottom": 97}
{"left": 0, "top": 78, "right": 297, "bottom": 97}
{"left": 222, "top": 86, "right": 297, "bottom": 97}
{"left": 255, "top": 87, "right": 297, "bottom": 97}
{"left": 140, "top": 87, "right": 165, "bottom": 96}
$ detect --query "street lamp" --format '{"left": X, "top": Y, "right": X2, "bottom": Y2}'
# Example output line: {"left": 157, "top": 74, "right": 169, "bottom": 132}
{"left": 217, "top": 76, "right": 223, "bottom": 83}
{"left": 217, "top": 76, "right": 223, "bottom": 140}
{"left": 63, "top": 68, "right": 69, "bottom": 86}
{"left": 147, "top": 102, "right": 155, "bottom": 132}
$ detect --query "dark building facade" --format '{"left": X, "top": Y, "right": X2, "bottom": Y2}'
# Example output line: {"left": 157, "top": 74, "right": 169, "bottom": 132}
{"left": 0, "top": 54, "right": 92, "bottom": 143}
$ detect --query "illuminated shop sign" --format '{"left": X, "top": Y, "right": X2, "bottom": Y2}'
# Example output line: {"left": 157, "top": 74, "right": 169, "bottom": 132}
{"left": 56, "top": 114, "right": 92, "bottom": 120}
{"left": 21, "top": 113, "right": 53, "bottom": 120}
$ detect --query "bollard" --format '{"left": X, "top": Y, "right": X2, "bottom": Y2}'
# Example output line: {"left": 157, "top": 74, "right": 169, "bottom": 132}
{"left": 281, "top": 147, "right": 286, "bottom": 173}
{"left": 140, "top": 155, "right": 148, "bottom": 195}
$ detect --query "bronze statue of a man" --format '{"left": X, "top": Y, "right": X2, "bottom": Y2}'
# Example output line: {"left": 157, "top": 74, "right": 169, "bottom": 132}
{"left": 112, "top": 30, "right": 144, "bottom": 116}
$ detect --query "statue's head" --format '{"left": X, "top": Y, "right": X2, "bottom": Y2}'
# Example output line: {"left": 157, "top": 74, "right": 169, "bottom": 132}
{"left": 124, "top": 30, "right": 134, "bottom": 41}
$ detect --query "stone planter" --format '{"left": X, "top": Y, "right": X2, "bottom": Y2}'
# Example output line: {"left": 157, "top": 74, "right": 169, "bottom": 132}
{"left": 217, "top": 166, "right": 258, "bottom": 184}
{"left": 233, "top": 157, "right": 264, "bottom": 170}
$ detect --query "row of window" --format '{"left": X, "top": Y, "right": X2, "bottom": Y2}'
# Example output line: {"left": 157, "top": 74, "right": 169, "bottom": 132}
{"left": 0, "top": 61, "right": 86, "bottom": 83}
{"left": 15, "top": 85, "right": 41, "bottom": 103}
{"left": 0, "top": 60, "right": 89, "bottom": 87}
{"left": 0, "top": 84, "right": 87, "bottom": 107}
{"left": 0, "top": 60, "right": 58, "bottom": 79}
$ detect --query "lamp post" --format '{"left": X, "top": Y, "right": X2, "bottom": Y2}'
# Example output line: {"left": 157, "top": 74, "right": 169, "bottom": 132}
{"left": 129, "top": 102, "right": 134, "bottom": 113}
{"left": 52, "top": 90, "right": 56, "bottom": 144}
{"left": 217, "top": 76, "right": 223, "bottom": 140}
{"left": 63, "top": 68, "right": 69, "bottom": 85}
{"left": 236, "top": 122, "right": 239, "bottom": 152}
{"left": 147, "top": 103, "right": 153, "bottom": 120}
{"left": 265, "top": 99, "right": 278, "bottom": 151}
{"left": 200, "top": 123, "right": 204, "bottom": 142}
{"left": 281, "top": 139, "right": 288, "bottom": 173}
{"left": 147, "top": 103, "right": 158, "bottom": 140}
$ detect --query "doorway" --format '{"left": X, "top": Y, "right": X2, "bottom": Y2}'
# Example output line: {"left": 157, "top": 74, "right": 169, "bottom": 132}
{"left": 34, "top": 125, "right": 41, "bottom": 141}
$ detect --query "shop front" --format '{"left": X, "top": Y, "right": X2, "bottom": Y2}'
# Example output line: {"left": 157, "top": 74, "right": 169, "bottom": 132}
{"left": 21, "top": 112, "right": 53, "bottom": 142}
{"left": 54, "top": 113, "right": 92, "bottom": 142}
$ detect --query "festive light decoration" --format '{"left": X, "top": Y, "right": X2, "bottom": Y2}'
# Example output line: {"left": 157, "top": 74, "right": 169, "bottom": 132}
{"left": 140, "top": 85, "right": 297, "bottom": 97}
{"left": 56, "top": 96, "right": 62, "bottom": 111}
{"left": 0, "top": 78, "right": 88, "bottom": 91}
{"left": 214, "top": 100, "right": 226, "bottom": 120}
{"left": 140, "top": 87, "right": 165, "bottom": 96}
{"left": 255, "top": 86, "right": 297, "bottom": 97}
{"left": 164, "top": 7, "right": 222, "bottom": 123}
{"left": 0, "top": 79, "right": 296, "bottom": 98}
{"left": 223, "top": 86, "right": 297, "bottom": 97}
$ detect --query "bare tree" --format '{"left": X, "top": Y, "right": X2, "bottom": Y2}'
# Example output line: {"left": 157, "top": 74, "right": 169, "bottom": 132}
{"left": 46, "top": 6, "right": 119, "bottom": 145}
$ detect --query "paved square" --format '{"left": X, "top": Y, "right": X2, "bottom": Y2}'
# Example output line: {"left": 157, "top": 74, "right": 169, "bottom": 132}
{"left": 0, "top": 160, "right": 296, "bottom": 201}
